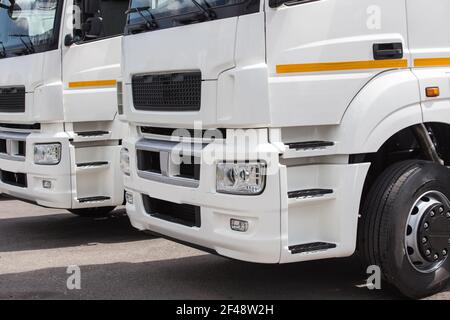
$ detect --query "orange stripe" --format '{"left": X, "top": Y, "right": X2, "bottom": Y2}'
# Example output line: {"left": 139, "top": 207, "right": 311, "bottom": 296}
{"left": 68, "top": 80, "right": 117, "bottom": 88}
{"left": 276, "top": 59, "right": 408, "bottom": 74}
{"left": 414, "top": 58, "right": 450, "bottom": 68}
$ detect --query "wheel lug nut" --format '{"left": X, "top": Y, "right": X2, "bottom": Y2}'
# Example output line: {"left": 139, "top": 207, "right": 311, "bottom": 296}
{"left": 443, "top": 249, "right": 448, "bottom": 256}
{"left": 447, "top": 212, "right": 450, "bottom": 218}
{"left": 433, "top": 254, "right": 439, "bottom": 260}
{"left": 430, "top": 211, "right": 435, "bottom": 217}
{"left": 426, "top": 249, "right": 431, "bottom": 256}
{"left": 439, "top": 207, "right": 444, "bottom": 213}
{"left": 422, "top": 237, "right": 428, "bottom": 244}
{"left": 424, "top": 222, "right": 429, "bottom": 229}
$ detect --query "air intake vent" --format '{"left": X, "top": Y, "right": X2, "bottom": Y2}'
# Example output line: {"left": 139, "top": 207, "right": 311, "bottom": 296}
{"left": 132, "top": 72, "right": 201, "bottom": 111}
{"left": 0, "top": 86, "right": 26, "bottom": 113}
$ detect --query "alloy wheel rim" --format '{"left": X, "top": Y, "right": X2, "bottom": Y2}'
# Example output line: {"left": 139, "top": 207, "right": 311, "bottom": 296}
{"left": 405, "top": 190, "right": 450, "bottom": 273}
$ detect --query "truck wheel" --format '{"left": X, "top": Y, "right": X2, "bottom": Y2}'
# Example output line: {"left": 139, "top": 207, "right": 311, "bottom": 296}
{"left": 358, "top": 160, "right": 450, "bottom": 299}
{"left": 68, "top": 206, "right": 116, "bottom": 217}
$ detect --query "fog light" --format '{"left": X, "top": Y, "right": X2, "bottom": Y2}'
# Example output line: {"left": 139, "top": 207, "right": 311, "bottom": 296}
{"left": 230, "top": 219, "right": 249, "bottom": 232}
{"left": 120, "top": 148, "right": 130, "bottom": 176}
{"left": 125, "top": 192, "right": 134, "bottom": 205}
{"left": 34, "top": 143, "right": 61, "bottom": 165}
{"left": 42, "top": 180, "right": 52, "bottom": 189}
{"left": 217, "top": 162, "right": 266, "bottom": 195}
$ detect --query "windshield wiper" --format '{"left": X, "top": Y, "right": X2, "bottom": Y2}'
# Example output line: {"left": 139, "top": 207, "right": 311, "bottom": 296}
{"left": 189, "top": 0, "right": 216, "bottom": 20}
{"left": 126, "top": 6, "right": 158, "bottom": 30}
{"left": 0, "top": 1, "right": 11, "bottom": 10}
{"left": 9, "top": 34, "right": 35, "bottom": 54}
{"left": 0, "top": 41, "right": 6, "bottom": 57}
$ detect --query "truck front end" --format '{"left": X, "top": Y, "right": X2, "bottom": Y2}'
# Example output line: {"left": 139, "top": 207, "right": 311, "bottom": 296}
{"left": 0, "top": 0, "right": 73, "bottom": 207}
{"left": 121, "top": 0, "right": 373, "bottom": 263}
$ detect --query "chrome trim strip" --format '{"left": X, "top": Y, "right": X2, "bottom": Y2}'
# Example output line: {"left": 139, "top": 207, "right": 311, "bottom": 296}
{"left": 0, "top": 131, "right": 29, "bottom": 141}
{"left": 137, "top": 170, "right": 199, "bottom": 188}
{"left": 136, "top": 138, "right": 207, "bottom": 156}
{"left": 0, "top": 153, "right": 25, "bottom": 162}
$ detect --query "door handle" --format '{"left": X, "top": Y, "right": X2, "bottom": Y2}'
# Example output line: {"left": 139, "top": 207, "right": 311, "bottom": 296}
{"left": 373, "top": 43, "right": 403, "bottom": 60}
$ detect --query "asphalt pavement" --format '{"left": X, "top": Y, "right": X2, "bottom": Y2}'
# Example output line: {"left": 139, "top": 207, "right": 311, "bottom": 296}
{"left": 0, "top": 195, "right": 448, "bottom": 300}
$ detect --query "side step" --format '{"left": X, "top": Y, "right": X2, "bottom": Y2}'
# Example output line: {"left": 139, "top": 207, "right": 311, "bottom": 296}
{"left": 289, "top": 242, "right": 337, "bottom": 254}
{"left": 287, "top": 141, "right": 334, "bottom": 150}
{"left": 76, "top": 131, "right": 110, "bottom": 137}
{"left": 288, "top": 188, "right": 333, "bottom": 199}
{"left": 76, "top": 161, "right": 109, "bottom": 168}
{"left": 77, "top": 196, "right": 110, "bottom": 203}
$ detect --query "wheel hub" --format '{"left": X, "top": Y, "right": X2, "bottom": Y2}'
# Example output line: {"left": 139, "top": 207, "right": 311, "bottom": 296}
{"left": 405, "top": 191, "right": 450, "bottom": 273}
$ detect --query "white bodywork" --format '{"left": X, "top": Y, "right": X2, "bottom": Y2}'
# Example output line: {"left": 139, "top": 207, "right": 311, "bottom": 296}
{"left": 122, "top": 0, "right": 449, "bottom": 263}
{"left": 0, "top": 0, "right": 124, "bottom": 209}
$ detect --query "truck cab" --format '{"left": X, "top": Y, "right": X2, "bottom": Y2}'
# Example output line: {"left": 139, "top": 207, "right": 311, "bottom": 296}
{"left": 120, "top": 0, "right": 450, "bottom": 298}
{"left": 0, "top": 0, "right": 128, "bottom": 215}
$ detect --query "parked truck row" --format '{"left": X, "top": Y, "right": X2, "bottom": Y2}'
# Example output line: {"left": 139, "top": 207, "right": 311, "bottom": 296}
{"left": 0, "top": 0, "right": 449, "bottom": 299}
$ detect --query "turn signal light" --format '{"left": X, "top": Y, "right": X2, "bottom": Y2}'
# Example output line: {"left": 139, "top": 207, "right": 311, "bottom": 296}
{"left": 426, "top": 87, "right": 440, "bottom": 97}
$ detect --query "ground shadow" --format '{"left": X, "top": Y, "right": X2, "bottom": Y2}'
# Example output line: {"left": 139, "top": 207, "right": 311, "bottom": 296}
{"left": 0, "top": 207, "right": 152, "bottom": 253}
{"left": 0, "top": 254, "right": 414, "bottom": 300}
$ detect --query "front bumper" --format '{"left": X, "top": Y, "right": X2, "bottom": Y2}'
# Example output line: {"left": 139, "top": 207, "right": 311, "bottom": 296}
{"left": 0, "top": 130, "right": 72, "bottom": 208}
{"left": 124, "top": 130, "right": 370, "bottom": 264}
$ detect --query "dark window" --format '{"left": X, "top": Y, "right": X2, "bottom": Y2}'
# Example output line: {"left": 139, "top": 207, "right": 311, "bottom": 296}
{"left": 0, "top": 0, "right": 63, "bottom": 58}
{"left": 73, "top": 0, "right": 129, "bottom": 42}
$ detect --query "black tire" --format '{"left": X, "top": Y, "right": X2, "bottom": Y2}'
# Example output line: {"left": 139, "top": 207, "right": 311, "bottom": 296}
{"left": 358, "top": 160, "right": 450, "bottom": 299}
{"left": 68, "top": 206, "right": 116, "bottom": 217}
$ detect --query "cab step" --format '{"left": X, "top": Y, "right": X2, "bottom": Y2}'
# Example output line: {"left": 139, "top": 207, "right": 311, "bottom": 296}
{"left": 76, "top": 161, "right": 109, "bottom": 168}
{"left": 76, "top": 131, "right": 110, "bottom": 137}
{"left": 289, "top": 242, "right": 337, "bottom": 254}
{"left": 288, "top": 188, "right": 334, "bottom": 199}
{"left": 282, "top": 141, "right": 337, "bottom": 159}
{"left": 77, "top": 196, "right": 110, "bottom": 203}
{"left": 287, "top": 141, "right": 335, "bottom": 150}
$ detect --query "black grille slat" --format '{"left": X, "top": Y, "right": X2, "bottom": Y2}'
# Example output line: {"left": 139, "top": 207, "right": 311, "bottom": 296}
{"left": 132, "top": 72, "right": 201, "bottom": 111}
{"left": 0, "top": 139, "right": 6, "bottom": 153}
{"left": 0, "top": 87, "right": 25, "bottom": 113}
{"left": 0, "top": 170, "right": 27, "bottom": 188}
{"left": 137, "top": 150, "right": 161, "bottom": 174}
{"left": 142, "top": 195, "right": 201, "bottom": 228}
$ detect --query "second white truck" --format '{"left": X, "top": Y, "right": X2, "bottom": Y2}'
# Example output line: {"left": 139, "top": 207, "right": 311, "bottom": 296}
{"left": 0, "top": 0, "right": 128, "bottom": 215}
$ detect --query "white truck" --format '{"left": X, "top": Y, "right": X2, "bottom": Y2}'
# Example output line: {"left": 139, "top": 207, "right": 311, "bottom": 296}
{"left": 0, "top": 0, "right": 128, "bottom": 216}
{"left": 120, "top": 0, "right": 450, "bottom": 298}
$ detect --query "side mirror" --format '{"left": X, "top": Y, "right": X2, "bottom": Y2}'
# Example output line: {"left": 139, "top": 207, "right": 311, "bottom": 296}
{"left": 82, "top": 16, "right": 103, "bottom": 39}
{"left": 64, "top": 34, "right": 74, "bottom": 46}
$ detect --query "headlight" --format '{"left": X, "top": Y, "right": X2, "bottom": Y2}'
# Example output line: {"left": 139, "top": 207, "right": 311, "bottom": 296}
{"left": 34, "top": 143, "right": 61, "bottom": 165}
{"left": 120, "top": 147, "right": 130, "bottom": 175}
{"left": 216, "top": 162, "right": 266, "bottom": 195}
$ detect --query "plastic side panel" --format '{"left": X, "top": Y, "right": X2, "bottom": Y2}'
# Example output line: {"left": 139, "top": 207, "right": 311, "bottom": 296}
{"left": 280, "top": 163, "right": 370, "bottom": 263}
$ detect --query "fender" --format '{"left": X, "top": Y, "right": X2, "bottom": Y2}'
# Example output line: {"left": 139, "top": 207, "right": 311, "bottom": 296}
{"left": 337, "top": 69, "right": 423, "bottom": 155}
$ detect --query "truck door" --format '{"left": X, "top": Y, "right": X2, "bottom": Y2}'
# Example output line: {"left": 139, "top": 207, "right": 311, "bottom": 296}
{"left": 61, "top": 0, "right": 128, "bottom": 122}
{"left": 406, "top": 0, "right": 450, "bottom": 124}
{"left": 265, "top": 0, "right": 410, "bottom": 127}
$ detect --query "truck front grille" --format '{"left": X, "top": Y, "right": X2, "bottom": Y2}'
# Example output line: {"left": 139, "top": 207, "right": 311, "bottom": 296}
{"left": 0, "top": 87, "right": 26, "bottom": 113}
{"left": 0, "top": 170, "right": 27, "bottom": 188}
{"left": 142, "top": 195, "right": 201, "bottom": 228}
{"left": 132, "top": 72, "right": 201, "bottom": 111}
{"left": 0, "top": 131, "right": 28, "bottom": 161}
{"left": 137, "top": 150, "right": 200, "bottom": 181}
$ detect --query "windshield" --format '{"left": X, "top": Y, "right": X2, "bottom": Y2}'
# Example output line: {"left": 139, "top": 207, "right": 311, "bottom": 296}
{"left": 0, "top": 0, "right": 60, "bottom": 58}
{"left": 126, "top": 0, "right": 259, "bottom": 34}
